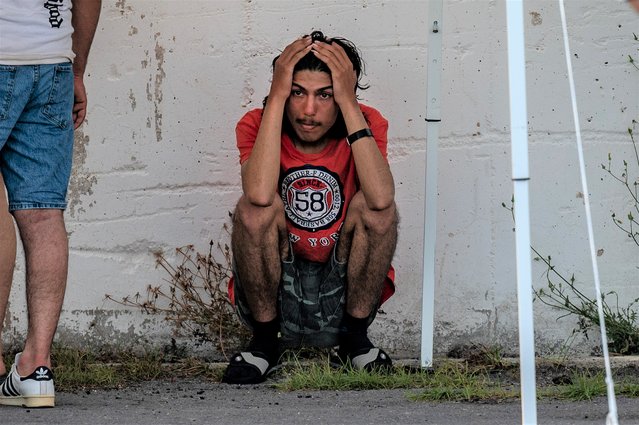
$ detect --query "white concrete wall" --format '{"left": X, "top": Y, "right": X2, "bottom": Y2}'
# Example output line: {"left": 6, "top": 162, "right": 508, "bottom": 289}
{"left": 4, "top": 0, "right": 638, "bottom": 358}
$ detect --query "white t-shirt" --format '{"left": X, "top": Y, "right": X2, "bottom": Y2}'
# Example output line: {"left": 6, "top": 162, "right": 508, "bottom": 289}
{"left": 0, "top": 0, "right": 74, "bottom": 64}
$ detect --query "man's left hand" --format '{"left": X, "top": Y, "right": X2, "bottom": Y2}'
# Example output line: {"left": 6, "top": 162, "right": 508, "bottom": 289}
{"left": 73, "top": 75, "right": 87, "bottom": 129}
{"left": 311, "top": 41, "right": 358, "bottom": 108}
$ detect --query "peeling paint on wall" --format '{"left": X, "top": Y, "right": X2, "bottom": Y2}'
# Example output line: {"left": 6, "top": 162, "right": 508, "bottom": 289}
{"left": 115, "top": 0, "right": 132, "bottom": 16}
{"left": 240, "top": 0, "right": 257, "bottom": 108}
{"left": 530, "top": 11, "right": 543, "bottom": 26}
{"left": 153, "top": 33, "right": 165, "bottom": 142}
{"left": 129, "top": 88, "right": 137, "bottom": 111}
{"left": 67, "top": 129, "right": 97, "bottom": 218}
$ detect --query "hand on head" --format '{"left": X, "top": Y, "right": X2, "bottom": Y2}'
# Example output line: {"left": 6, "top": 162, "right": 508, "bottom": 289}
{"left": 310, "top": 38, "right": 358, "bottom": 108}
{"left": 268, "top": 31, "right": 361, "bottom": 109}
{"left": 269, "top": 36, "right": 313, "bottom": 101}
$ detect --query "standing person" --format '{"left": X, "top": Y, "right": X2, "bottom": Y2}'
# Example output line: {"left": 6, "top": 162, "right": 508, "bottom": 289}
{"left": 224, "top": 31, "right": 398, "bottom": 385}
{"left": 0, "top": 0, "right": 101, "bottom": 407}
{"left": 0, "top": 176, "right": 16, "bottom": 389}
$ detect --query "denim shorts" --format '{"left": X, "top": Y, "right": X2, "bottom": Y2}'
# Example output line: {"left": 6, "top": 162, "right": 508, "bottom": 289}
{"left": 0, "top": 62, "right": 75, "bottom": 211}
{"left": 233, "top": 246, "right": 378, "bottom": 348}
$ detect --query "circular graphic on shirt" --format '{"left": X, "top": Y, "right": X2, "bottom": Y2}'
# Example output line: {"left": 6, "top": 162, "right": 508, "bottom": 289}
{"left": 281, "top": 166, "right": 344, "bottom": 231}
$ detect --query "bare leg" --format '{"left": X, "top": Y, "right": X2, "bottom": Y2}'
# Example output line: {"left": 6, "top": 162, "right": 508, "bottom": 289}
{"left": 223, "top": 196, "right": 288, "bottom": 384}
{"left": 337, "top": 191, "right": 398, "bottom": 319}
{"left": 12, "top": 209, "right": 68, "bottom": 375}
{"left": 231, "top": 195, "right": 288, "bottom": 323}
{"left": 0, "top": 179, "right": 17, "bottom": 376}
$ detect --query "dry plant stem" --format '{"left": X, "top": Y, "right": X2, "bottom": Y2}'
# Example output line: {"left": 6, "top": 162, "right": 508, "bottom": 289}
{"left": 106, "top": 236, "right": 249, "bottom": 360}
{"left": 503, "top": 196, "right": 639, "bottom": 355}
{"left": 603, "top": 124, "right": 639, "bottom": 247}
{"left": 532, "top": 250, "right": 639, "bottom": 354}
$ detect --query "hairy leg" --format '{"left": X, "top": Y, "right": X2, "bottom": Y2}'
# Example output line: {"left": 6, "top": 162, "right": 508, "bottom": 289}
{"left": 12, "top": 209, "right": 68, "bottom": 375}
{"left": 232, "top": 195, "right": 288, "bottom": 323}
{"left": 336, "top": 191, "right": 398, "bottom": 319}
{"left": 0, "top": 179, "right": 17, "bottom": 376}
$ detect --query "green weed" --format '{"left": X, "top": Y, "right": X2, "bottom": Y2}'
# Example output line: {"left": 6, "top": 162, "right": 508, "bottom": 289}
{"left": 559, "top": 371, "right": 607, "bottom": 401}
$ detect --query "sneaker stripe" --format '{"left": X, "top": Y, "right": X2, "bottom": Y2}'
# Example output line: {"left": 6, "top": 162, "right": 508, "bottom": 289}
{"left": 1, "top": 372, "right": 20, "bottom": 397}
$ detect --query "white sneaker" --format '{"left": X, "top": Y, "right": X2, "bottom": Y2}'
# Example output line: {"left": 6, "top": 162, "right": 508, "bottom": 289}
{"left": 0, "top": 353, "right": 55, "bottom": 408}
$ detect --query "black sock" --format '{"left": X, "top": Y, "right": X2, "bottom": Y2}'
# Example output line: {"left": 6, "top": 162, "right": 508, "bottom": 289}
{"left": 339, "top": 312, "right": 373, "bottom": 354}
{"left": 248, "top": 318, "right": 279, "bottom": 361}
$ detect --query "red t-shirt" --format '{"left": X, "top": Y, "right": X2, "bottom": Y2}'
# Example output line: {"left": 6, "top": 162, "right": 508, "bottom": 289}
{"left": 234, "top": 103, "right": 395, "bottom": 303}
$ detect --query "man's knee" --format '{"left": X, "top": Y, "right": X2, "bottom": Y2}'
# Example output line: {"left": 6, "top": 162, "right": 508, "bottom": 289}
{"left": 12, "top": 209, "right": 66, "bottom": 254}
{"left": 349, "top": 193, "right": 398, "bottom": 236}
{"left": 13, "top": 209, "right": 64, "bottom": 234}
{"left": 232, "top": 195, "right": 285, "bottom": 236}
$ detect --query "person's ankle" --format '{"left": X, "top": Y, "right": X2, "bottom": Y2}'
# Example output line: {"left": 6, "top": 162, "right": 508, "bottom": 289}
{"left": 339, "top": 312, "right": 374, "bottom": 354}
{"left": 247, "top": 318, "right": 280, "bottom": 361}
{"left": 16, "top": 350, "right": 52, "bottom": 376}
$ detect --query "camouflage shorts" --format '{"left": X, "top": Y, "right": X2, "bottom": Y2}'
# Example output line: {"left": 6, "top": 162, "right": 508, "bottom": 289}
{"left": 233, "top": 248, "right": 375, "bottom": 348}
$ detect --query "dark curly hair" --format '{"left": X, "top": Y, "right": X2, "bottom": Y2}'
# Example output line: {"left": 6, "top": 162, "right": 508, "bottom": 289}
{"left": 265, "top": 31, "right": 369, "bottom": 141}
{"left": 281, "top": 30, "right": 369, "bottom": 92}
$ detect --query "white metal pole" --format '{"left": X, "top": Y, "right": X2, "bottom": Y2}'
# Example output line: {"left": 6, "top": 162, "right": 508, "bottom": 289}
{"left": 557, "top": 2, "right": 618, "bottom": 423}
{"left": 421, "top": 0, "right": 444, "bottom": 369}
{"left": 505, "top": 1, "right": 538, "bottom": 424}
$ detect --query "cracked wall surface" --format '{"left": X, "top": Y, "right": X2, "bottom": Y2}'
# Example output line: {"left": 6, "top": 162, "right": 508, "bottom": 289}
{"left": 4, "top": 0, "right": 639, "bottom": 358}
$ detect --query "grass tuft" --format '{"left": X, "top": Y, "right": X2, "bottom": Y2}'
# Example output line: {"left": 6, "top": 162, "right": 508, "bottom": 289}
{"left": 559, "top": 370, "right": 607, "bottom": 400}
{"left": 46, "top": 345, "right": 222, "bottom": 391}
{"left": 276, "top": 361, "right": 432, "bottom": 392}
{"left": 275, "top": 358, "right": 518, "bottom": 402}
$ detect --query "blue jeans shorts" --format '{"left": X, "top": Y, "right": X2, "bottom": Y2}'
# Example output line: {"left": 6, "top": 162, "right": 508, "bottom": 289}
{"left": 233, "top": 245, "right": 378, "bottom": 348}
{"left": 0, "top": 62, "right": 75, "bottom": 211}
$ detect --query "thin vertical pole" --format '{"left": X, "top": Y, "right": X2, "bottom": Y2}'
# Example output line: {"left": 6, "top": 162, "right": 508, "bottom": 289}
{"left": 505, "top": 1, "right": 538, "bottom": 423}
{"left": 421, "top": 0, "right": 444, "bottom": 368}
{"left": 557, "top": 2, "right": 618, "bottom": 423}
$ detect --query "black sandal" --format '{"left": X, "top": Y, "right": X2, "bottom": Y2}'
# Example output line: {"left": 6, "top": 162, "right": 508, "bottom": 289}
{"left": 222, "top": 351, "right": 276, "bottom": 384}
{"left": 333, "top": 347, "right": 393, "bottom": 372}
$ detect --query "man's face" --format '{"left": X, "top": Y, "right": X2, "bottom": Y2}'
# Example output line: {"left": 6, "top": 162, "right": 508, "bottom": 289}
{"left": 285, "top": 70, "right": 339, "bottom": 147}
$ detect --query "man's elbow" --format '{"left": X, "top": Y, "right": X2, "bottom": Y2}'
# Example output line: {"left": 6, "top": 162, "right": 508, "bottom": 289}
{"left": 243, "top": 190, "right": 278, "bottom": 208}
{"left": 366, "top": 192, "right": 396, "bottom": 212}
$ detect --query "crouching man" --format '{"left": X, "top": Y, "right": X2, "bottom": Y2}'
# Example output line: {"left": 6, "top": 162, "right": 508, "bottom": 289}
{"left": 224, "top": 31, "right": 398, "bottom": 384}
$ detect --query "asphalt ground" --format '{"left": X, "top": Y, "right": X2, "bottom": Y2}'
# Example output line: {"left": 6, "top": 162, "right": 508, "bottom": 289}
{"left": 2, "top": 378, "right": 639, "bottom": 425}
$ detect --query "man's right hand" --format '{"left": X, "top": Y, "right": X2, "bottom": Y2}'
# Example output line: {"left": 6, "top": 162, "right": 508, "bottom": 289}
{"left": 268, "top": 36, "right": 313, "bottom": 101}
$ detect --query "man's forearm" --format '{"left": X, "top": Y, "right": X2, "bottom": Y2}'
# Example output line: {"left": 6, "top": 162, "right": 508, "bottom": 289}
{"left": 71, "top": 0, "right": 102, "bottom": 76}
{"left": 340, "top": 102, "right": 395, "bottom": 210}
{"left": 241, "top": 96, "right": 287, "bottom": 206}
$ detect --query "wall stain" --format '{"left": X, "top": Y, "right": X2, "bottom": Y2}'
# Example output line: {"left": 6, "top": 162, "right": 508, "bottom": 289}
{"left": 530, "top": 11, "right": 542, "bottom": 26}
{"left": 153, "top": 33, "right": 166, "bottom": 142}
{"left": 240, "top": 0, "right": 257, "bottom": 108}
{"left": 128, "top": 25, "right": 138, "bottom": 36}
{"left": 115, "top": 0, "right": 133, "bottom": 16}
{"left": 109, "top": 63, "right": 121, "bottom": 80}
{"left": 67, "top": 129, "right": 97, "bottom": 218}
{"left": 129, "top": 89, "right": 137, "bottom": 111}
